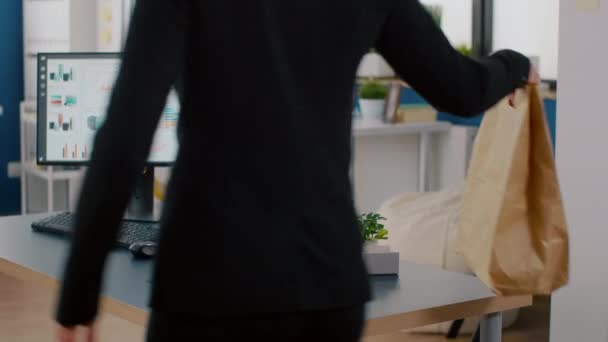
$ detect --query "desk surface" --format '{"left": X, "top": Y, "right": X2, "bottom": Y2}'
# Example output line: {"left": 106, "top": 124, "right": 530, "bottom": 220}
{"left": 0, "top": 214, "right": 531, "bottom": 337}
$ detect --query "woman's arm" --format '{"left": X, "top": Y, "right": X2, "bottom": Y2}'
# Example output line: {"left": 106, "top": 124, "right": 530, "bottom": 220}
{"left": 55, "top": 0, "right": 188, "bottom": 328}
{"left": 376, "top": 0, "right": 530, "bottom": 116}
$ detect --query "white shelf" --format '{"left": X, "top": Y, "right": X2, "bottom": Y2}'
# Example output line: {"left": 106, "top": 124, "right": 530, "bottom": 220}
{"left": 23, "top": 162, "right": 82, "bottom": 181}
{"left": 353, "top": 120, "right": 451, "bottom": 138}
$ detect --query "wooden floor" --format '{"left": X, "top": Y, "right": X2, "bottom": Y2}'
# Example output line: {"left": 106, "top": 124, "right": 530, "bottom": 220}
{"left": 0, "top": 271, "right": 548, "bottom": 341}
{"left": 0, "top": 272, "right": 145, "bottom": 342}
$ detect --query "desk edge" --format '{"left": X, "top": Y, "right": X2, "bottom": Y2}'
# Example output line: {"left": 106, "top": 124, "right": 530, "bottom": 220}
{"left": 1, "top": 257, "right": 533, "bottom": 335}
{"left": 363, "top": 294, "right": 533, "bottom": 337}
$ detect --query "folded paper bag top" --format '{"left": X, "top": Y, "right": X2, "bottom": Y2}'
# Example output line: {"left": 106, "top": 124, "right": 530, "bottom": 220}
{"left": 457, "top": 85, "right": 569, "bottom": 296}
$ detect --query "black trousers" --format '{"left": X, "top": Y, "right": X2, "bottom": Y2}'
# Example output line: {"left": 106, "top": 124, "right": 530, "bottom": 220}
{"left": 146, "top": 305, "right": 365, "bottom": 342}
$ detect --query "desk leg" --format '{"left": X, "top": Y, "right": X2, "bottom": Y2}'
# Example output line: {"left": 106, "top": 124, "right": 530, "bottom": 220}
{"left": 418, "top": 132, "right": 431, "bottom": 192}
{"left": 480, "top": 312, "right": 502, "bottom": 342}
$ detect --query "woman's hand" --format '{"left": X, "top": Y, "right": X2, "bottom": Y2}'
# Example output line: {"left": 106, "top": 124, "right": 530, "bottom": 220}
{"left": 57, "top": 323, "right": 95, "bottom": 342}
{"left": 509, "top": 66, "right": 540, "bottom": 106}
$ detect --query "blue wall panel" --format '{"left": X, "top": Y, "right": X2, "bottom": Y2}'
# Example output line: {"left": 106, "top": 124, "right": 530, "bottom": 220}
{"left": 0, "top": 1, "right": 24, "bottom": 215}
{"left": 401, "top": 88, "right": 557, "bottom": 147}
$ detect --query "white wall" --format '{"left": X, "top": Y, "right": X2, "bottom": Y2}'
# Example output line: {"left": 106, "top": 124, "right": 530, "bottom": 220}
{"left": 353, "top": 127, "right": 472, "bottom": 213}
{"left": 494, "top": 0, "right": 560, "bottom": 80}
{"left": 97, "top": 0, "right": 135, "bottom": 52}
{"left": 23, "top": 0, "right": 70, "bottom": 101}
{"left": 420, "top": 0, "right": 473, "bottom": 47}
{"left": 550, "top": 1, "right": 608, "bottom": 341}
{"left": 353, "top": 135, "right": 420, "bottom": 212}
{"left": 22, "top": 0, "right": 97, "bottom": 101}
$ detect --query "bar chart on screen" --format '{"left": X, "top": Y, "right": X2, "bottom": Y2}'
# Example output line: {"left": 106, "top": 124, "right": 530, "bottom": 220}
{"left": 160, "top": 107, "right": 178, "bottom": 129}
{"left": 43, "top": 56, "right": 180, "bottom": 163}
{"left": 148, "top": 94, "right": 180, "bottom": 162}
{"left": 49, "top": 63, "right": 75, "bottom": 83}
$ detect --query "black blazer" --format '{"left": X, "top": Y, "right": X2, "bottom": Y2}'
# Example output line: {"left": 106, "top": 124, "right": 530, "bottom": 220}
{"left": 56, "top": 0, "right": 529, "bottom": 326}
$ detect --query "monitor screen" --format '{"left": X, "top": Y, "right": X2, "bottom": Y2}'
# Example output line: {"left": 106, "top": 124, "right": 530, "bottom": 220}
{"left": 37, "top": 53, "right": 179, "bottom": 165}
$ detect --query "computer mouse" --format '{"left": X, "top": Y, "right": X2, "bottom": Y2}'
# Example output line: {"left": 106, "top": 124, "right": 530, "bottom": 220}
{"left": 129, "top": 241, "right": 158, "bottom": 259}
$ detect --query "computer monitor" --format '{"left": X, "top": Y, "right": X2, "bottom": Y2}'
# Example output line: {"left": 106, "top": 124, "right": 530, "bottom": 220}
{"left": 36, "top": 53, "right": 180, "bottom": 221}
{"left": 36, "top": 53, "right": 179, "bottom": 166}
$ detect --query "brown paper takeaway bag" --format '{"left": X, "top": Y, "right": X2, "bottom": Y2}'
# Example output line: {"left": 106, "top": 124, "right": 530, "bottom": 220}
{"left": 458, "top": 85, "right": 569, "bottom": 295}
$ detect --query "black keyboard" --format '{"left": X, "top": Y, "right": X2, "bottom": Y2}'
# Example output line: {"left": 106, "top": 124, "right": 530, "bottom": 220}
{"left": 31, "top": 212, "right": 160, "bottom": 248}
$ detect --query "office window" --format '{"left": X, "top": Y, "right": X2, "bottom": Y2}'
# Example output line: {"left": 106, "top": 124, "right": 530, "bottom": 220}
{"left": 420, "top": 0, "right": 474, "bottom": 48}
{"left": 493, "top": 0, "right": 559, "bottom": 80}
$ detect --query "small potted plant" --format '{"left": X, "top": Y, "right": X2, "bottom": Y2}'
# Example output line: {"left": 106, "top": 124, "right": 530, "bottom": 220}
{"left": 358, "top": 213, "right": 399, "bottom": 275}
{"left": 358, "top": 213, "right": 389, "bottom": 253}
{"left": 356, "top": 49, "right": 395, "bottom": 78}
{"left": 455, "top": 44, "right": 473, "bottom": 57}
{"left": 358, "top": 81, "right": 388, "bottom": 123}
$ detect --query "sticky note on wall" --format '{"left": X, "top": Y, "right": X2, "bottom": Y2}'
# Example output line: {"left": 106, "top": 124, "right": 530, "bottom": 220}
{"left": 101, "top": 27, "right": 113, "bottom": 44}
{"left": 102, "top": 4, "right": 113, "bottom": 22}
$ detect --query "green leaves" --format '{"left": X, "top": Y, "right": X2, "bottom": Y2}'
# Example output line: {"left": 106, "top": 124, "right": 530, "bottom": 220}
{"left": 375, "top": 229, "right": 389, "bottom": 240}
{"left": 455, "top": 44, "right": 472, "bottom": 57}
{"left": 358, "top": 213, "right": 389, "bottom": 242}
{"left": 359, "top": 81, "right": 388, "bottom": 100}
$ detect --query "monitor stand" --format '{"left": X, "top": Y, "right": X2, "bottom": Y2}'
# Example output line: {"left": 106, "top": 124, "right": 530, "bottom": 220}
{"left": 124, "top": 167, "right": 159, "bottom": 223}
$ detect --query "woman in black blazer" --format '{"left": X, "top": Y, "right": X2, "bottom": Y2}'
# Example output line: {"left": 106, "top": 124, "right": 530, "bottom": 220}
{"left": 56, "top": 0, "right": 536, "bottom": 341}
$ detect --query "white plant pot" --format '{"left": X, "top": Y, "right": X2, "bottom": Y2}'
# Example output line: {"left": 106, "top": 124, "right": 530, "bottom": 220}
{"left": 359, "top": 99, "right": 386, "bottom": 123}
{"left": 364, "top": 241, "right": 389, "bottom": 253}
{"left": 357, "top": 52, "right": 396, "bottom": 78}
{"left": 363, "top": 241, "right": 399, "bottom": 275}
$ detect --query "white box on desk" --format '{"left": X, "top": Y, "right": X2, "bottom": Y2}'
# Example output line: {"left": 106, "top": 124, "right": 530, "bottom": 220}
{"left": 364, "top": 243, "right": 399, "bottom": 275}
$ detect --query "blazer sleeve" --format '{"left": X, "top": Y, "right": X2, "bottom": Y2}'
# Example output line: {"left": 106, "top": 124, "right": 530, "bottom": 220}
{"left": 55, "top": 0, "right": 188, "bottom": 327}
{"left": 376, "top": 0, "right": 530, "bottom": 117}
